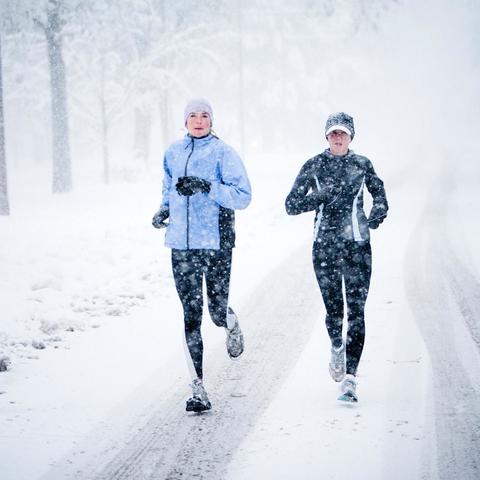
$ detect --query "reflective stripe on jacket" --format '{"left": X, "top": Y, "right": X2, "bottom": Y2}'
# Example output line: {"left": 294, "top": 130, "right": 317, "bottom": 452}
{"left": 285, "top": 149, "right": 388, "bottom": 243}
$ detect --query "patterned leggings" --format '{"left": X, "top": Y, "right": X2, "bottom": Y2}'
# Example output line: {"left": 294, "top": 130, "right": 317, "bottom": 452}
{"left": 171, "top": 249, "right": 232, "bottom": 379}
{"left": 312, "top": 239, "right": 372, "bottom": 376}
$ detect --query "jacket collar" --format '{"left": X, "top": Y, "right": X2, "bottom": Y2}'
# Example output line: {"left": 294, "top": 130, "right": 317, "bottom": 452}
{"left": 183, "top": 133, "right": 214, "bottom": 149}
{"left": 323, "top": 148, "right": 354, "bottom": 160}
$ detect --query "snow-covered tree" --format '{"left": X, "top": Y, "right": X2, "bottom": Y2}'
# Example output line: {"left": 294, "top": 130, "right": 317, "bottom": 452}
{"left": 0, "top": 0, "right": 400, "bottom": 194}
{"left": 67, "top": 0, "right": 132, "bottom": 183}
{"left": 114, "top": 0, "right": 227, "bottom": 167}
{"left": 34, "top": 0, "right": 72, "bottom": 193}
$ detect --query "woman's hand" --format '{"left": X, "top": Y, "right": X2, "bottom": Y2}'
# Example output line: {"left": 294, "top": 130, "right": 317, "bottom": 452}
{"left": 367, "top": 203, "right": 388, "bottom": 229}
{"left": 176, "top": 176, "right": 211, "bottom": 196}
{"left": 152, "top": 206, "right": 169, "bottom": 228}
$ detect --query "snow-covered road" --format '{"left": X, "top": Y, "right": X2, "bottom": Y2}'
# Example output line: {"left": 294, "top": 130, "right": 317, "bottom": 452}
{"left": 3, "top": 0, "right": 480, "bottom": 476}
{"left": 80, "top": 246, "right": 321, "bottom": 479}
{"left": 405, "top": 159, "right": 480, "bottom": 479}
{"left": 1, "top": 156, "right": 480, "bottom": 479}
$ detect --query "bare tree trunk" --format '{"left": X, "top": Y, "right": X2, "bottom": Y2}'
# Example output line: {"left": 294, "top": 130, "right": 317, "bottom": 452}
{"left": 279, "top": 14, "right": 288, "bottom": 154}
{"left": 158, "top": 0, "right": 171, "bottom": 153}
{"left": 45, "top": 0, "right": 72, "bottom": 193}
{"left": 102, "top": 116, "right": 110, "bottom": 184}
{"left": 134, "top": 107, "right": 151, "bottom": 170}
{"left": 237, "top": 0, "right": 245, "bottom": 158}
{"left": 131, "top": 18, "right": 152, "bottom": 171}
{"left": 0, "top": 34, "right": 10, "bottom": 215}
{"left": 99, "top": 57, "right": 110, "bottom": 184}
{"left": 159, "top": 89, "right": 171, "bottom": 151}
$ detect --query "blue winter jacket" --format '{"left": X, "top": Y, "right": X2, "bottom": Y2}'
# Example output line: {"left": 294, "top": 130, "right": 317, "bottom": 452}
{"left": 160, "top": 134, "right": 251, "bottom": 250}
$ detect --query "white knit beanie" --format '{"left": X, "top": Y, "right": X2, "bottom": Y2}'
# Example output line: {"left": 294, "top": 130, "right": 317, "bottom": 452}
{"left": 184, "top": 98, "right": 213, "bottom": 124}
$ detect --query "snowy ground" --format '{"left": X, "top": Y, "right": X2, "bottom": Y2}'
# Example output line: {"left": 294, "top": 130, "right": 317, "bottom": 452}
{"left": 1, "top": 150, "right": 480, "bottom": 479}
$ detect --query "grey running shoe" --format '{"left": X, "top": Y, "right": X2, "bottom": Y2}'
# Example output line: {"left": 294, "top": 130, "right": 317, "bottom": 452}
{"left": 338, "top": 374, "right": 358, "bottom": 403}
{"left": 186, "top": 378, "right": 211, "bottom": 412}
{"left": 329, "top": 342, "right": 346, "bottom": 382}
{"left": 225, "top": 307, "right": 244, "bottom": 359}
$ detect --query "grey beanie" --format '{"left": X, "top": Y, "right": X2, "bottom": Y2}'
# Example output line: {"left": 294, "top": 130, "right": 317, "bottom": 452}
{"left": 325, "top": 112, "right": 355, "bottom": 139}
{"left": 184, "top": 98, "right": 213, "bottom": 124}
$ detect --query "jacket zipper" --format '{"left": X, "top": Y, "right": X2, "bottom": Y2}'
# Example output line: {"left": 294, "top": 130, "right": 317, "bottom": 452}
{"left": 184, "top": 138, "right": 195, "bottom": 249}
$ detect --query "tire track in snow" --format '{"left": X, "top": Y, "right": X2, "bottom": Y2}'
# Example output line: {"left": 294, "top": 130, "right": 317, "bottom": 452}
{"left": 69, "top": 244, "right": 321, "bottom": 479}
{"left": 405, "top": 185, "right": 480, "bottom": 479}
{"left": 445, "top": 247, "right": 480, "bottom": 350}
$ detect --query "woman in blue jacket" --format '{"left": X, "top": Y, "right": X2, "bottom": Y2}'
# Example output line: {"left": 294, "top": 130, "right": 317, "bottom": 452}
{"left": 285, "top": 112, "right": 388, "bottom": 403}
{"left": 152, "top": 99, "right": 252, "bottom": 412}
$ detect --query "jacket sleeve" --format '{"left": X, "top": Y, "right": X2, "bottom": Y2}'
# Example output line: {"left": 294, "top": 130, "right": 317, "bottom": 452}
{"left": 160, "top": 153, "right": 172, "bottom": 209}
{"left": 208, "top": 145, "right": 252, "bottom": 210}
{"left": 365, "top": 160, "right": 388, "bottom": 223}
{"left": 285, "top": 162, "right": 321, "bottom": 215}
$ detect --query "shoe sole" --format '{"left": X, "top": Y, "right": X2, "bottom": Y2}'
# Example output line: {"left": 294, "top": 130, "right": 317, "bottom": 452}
{"left": 186, "top": 399, "right": 212, "bottom": 413}
{"left": 228, "top": 350, "right": 243, "bottom": 359}
{"left": 338, "top": 392, "right": 358, "bottom": 403}
{"left": 227, "top": 333, "right": 244, "bottom": 359}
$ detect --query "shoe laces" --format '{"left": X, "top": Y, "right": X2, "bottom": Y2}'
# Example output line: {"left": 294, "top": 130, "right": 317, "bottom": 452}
{"left": 331, "top": 343, "right": 345, "bottom": 368}
{"left": 229, "top": 323, "right": 241, "bottom": 336}
{"left": 342, "top": 375, "right": 357, "bottom": 393}
{"left": 226, "top": 307, "right": 238, "bottom": 331}
{"left": 191, "top": 379, "right": 207, "bottom": 399}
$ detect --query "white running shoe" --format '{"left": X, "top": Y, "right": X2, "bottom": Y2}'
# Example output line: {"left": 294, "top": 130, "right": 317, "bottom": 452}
{"left": 186, "top": 378, "right": 211, "bottom": 412}
{"left": 329, "top": 342, "right": 346, "bottom": 382}
{"left": 225, "top": 307, "right": 244, "bottom": 359}
{"left": 338, "top": 374, "right": 358, "bottom": 403}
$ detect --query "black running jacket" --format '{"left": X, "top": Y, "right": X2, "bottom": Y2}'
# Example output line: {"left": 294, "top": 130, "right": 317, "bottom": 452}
{"left": 285, "top": 149, "right": 388, "bottom": 243}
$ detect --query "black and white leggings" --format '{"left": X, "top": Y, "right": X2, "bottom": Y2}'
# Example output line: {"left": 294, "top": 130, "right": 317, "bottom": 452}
{"left": 171, "top": 248, "right": 232, "bottom": 379}
{"left": 312, "top": 239, "right": 372, "bottom": 376}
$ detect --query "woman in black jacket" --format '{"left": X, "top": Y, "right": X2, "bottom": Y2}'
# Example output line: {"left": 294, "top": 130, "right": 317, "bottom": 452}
{"left": 285, "top": 112, "right": 388, "bottom": 402}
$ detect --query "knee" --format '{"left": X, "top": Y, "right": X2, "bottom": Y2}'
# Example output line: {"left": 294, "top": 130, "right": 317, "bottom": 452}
{"left": 208, "top": 295, "right": 228, "bottom": 327}
{"left": 326, "top": 314, "right": 343, "bottom": 328}
{"left": 211, "top": 316, "right": 226, "bottom": 328}
{"left": 324, "top": 299, "right": 344, "bottom": 318}
{"left": 348, "top": 317, "right": 365, "bottom": 338}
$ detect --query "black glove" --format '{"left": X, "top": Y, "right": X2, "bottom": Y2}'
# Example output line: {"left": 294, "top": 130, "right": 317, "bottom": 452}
{"left": 176, "top": 176, "right": 211, "bottom": 196}
{"left": 152, "top": 207, "right": 169, "bottom": 229}
{"left": 367, "top": 204, "right": 387, "bottom": 229}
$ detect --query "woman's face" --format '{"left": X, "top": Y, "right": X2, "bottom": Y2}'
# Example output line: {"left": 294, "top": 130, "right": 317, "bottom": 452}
{"left": 186, "top": 111, "right": 212, "bottom": 138}
{"left": 327, "top": 130, "right": 352, "bottom": 156}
